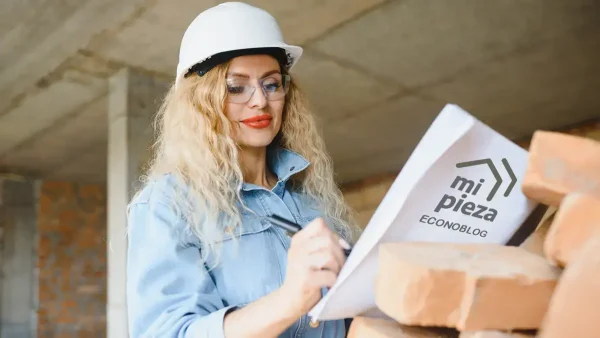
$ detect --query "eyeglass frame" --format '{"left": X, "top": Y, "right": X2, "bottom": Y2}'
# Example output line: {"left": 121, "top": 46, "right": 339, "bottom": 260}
{"left": 225, "top": 73, "right": 291, "bottom": 104}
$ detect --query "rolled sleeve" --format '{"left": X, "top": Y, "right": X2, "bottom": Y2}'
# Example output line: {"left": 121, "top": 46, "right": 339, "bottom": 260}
{"left": 186, "top": 306, "right": 237, "bottom": 337}
{"left": 126, "top": 199, "right": 235, "bottom": 338}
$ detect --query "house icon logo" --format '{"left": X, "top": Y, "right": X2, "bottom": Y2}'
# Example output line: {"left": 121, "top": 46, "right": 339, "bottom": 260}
{"left": 454, "top": 158, "right": 517, "bottom": 202}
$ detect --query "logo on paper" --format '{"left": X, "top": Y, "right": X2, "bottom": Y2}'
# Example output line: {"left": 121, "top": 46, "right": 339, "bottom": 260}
{"left": 420, "top": 158, "right": 516, "bottom": 237}
{"left": 454, "top": 158, "right": 517, "bottom": 201}
{"left": 431, "top": 158, "right": 517, "bottom": 223}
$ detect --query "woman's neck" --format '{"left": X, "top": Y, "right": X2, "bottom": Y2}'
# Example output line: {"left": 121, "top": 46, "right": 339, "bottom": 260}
{"left": 239, "top": 146, "right": 277, "bottom": 189}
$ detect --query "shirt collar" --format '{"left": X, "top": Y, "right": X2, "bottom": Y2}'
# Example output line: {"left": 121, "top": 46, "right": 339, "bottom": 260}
{"left": 241, "top": 147, "right": 310, "bottom": 192}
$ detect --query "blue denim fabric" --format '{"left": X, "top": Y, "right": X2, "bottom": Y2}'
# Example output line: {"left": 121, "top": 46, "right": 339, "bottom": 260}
{"left": 126, "top": 147, "right": 347, "bottom": 338}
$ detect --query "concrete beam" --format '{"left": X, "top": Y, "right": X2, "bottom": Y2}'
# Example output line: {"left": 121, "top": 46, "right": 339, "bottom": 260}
{"left": 0, "top": 0, "right": 151, "bottom": 115}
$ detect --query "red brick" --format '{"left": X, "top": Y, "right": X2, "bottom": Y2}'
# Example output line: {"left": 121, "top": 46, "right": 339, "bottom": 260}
{"left": 522, "top": 131, "right": 600, "bottom": 206}
{"left": 538, "top": 236, "right": 600, "bottom": 338}
{"left": 37, "top": 307, "right": 51, "bottom": 327}
{"left": 38, "top": 236, "right": 52, "bottom": 258}
{"left": 519, "top": 208, "right": 556, "bottom": 257}
{"left": 374, "top": 242, "right": 560, "bottom": 331}
{"left": 55, "top": 333, "right": 77, "bottom": 338}
{"left": 56, "top": 303, "right": 75, "bottom": 325}
{"left": 543, "top": 192, "right": 600, "bottom": 267}
{"left": 38, "top": 282, "right": 55, "bottom": 303}
{"left": 77, "top": 225, "right": 99, "bottom": 249}
{"left": 38, "top": 194, "right": 53, "bottom": 216}
{"left": 79, "top": 184, "right": 104, "bottom": 201}
{"left": 347, "top": 316, "right": 457, "bottom": 338}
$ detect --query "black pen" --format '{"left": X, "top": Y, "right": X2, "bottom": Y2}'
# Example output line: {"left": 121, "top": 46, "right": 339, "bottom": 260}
{"left": 265, "top": 214, "right": 352, "bottom": 256}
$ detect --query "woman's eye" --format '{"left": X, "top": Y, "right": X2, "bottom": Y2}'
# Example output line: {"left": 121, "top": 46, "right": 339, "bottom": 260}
{"left": 263, "top": 82, "right": 281, "bottom": 92}
{"left": 227, "top": 85, "right": 245, "bottom": 94}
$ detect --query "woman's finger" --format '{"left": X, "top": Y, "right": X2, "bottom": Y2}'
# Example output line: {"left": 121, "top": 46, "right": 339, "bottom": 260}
{"left": 305, "top": 233, "right": 347, "bottom": 266}
{"left": 298, "top": 218, "right": 329, "bottom": 239}
{"left": 328, "top": 240, "right": 346, "bottom": 271}
{"left": 332, "top": 233, "right": 352, "bottom": 251}
{"left": 304, "top": 236, "right": 345, "bottom": 271}
{"left": 306, "top": 252, "right": 341, "bottom": 274}
{"left": 304, "top": 235, "right": 336, "bottom": 254}
{"left": 308, "top": 270, "right": 338, "bottom": 289}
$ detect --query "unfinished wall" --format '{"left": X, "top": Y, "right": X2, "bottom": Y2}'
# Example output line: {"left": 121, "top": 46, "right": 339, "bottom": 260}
{"left": 342, "top": 120, "right": 600, "bottom": 228}
{"left": 0, "top": 179, "right": 37, "bottom": 338}
{"left": 342, "top": 174, "right": 396, "bottom": 228}
{"left": 37, "top": 181, "right": 107, "bottom": 337}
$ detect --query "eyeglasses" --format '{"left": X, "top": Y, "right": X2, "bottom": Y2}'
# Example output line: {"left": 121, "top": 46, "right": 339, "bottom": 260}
{"left": 226, "top": 74, "right": 291, "bottom": 104}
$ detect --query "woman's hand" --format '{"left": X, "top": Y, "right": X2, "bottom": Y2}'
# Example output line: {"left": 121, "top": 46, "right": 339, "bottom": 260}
{"left": 279, "top": 217, "right": 351, "bottom": 318}
{"left": 223, "top": 218, "right": 351, "bottom": 338}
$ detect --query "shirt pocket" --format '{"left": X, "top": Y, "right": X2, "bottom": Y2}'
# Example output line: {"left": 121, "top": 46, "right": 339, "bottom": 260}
{"left": 296, "top": 206, "right": 323, "bottom": 228}
{"left": 287, "top": 191, "right": 324, "bottom": 227}
{"left": 208, "top": 216, "right": 286, "bottom": 307}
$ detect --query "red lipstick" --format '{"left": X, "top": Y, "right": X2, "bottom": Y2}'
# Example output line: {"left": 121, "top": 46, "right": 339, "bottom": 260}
{"left": 240, "top": 114, "right": 272, "bottom": 129}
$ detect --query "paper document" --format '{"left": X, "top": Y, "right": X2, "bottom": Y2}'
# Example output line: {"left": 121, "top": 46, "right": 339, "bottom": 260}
{"left": 308, "top": 103, "right": 538, "bottom": 321}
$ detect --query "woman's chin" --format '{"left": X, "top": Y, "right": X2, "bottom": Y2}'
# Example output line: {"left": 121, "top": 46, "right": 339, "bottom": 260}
{"left": 234, "top": 126, "right": 279, "bottom": 148}
{"left": 236, "top": 135, "right": 277, "bottom": 149}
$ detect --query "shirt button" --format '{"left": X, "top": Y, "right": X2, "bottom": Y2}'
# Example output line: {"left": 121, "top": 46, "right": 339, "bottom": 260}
{"left": 309, "top": 320, "right": 319, "bottom": 328}
{"left": 289, "top": 166, "right": 295, "bottom": 171}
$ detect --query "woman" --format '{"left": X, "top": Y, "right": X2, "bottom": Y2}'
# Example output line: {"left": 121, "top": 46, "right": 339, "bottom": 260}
{"left": 126, "top": 2, "right": 360, "bottom": 337}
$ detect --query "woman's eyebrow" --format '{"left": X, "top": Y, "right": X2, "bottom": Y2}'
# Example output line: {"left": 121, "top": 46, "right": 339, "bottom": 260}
{"left": 227, "top": 72, "right": 249, "bottom": 78}
{"left": 260, "top": 70, "right": 281, "bottom": 77}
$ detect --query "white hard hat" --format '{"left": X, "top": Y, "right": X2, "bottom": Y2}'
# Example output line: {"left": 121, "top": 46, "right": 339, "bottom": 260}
{"left": 176, "top": 2, "right": 303, "bottom": 83}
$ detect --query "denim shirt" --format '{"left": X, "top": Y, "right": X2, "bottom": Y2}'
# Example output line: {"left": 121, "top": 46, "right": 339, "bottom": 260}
{"left": 126, "top": 148, "right": 348, "bottom": 338}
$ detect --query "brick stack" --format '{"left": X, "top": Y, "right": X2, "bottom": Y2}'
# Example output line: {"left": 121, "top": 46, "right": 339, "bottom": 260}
{"left": 347, "top": 131, "right": 600, "bottom": 338}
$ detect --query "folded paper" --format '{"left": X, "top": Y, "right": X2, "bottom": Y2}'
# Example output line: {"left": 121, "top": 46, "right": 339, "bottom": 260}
{"left": 309, "top": 103, "right": 539, "bottom": 321}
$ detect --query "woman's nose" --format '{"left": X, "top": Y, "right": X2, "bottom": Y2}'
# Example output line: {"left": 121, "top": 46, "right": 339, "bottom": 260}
{"left": 247, "top": 86, "right": 268, "bottom": 108}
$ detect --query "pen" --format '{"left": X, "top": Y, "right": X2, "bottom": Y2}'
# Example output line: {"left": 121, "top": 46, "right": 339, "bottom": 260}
{"left": 265, "top": 214, "right": 352, "bottom": 256}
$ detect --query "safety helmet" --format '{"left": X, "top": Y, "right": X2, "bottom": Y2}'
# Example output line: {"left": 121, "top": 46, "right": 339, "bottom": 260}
{"left": 176, "top": 2, "right": 303, "bottom": 84}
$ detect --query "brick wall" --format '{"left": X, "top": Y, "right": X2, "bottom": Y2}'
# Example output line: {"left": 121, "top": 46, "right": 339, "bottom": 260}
{"left": 342, "top": 120, "right": 600, "bottom": 228}
{"left": 341, "top": 174, "right": 397, "bottom": 228}
{"left": 37, "top": 181, "right": 107, "bottom": 337}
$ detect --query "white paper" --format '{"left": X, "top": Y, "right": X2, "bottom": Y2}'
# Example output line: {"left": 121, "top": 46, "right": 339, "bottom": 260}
{"left": 308, "top": 103, "right": 538, "bottom": 321}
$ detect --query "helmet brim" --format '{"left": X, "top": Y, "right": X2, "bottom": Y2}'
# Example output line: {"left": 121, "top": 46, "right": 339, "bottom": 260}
{"left": 176, "top": 43, "right": 303, "bottom": 84}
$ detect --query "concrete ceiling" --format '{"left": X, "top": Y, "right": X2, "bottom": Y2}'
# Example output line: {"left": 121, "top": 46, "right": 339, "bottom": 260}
{"left": 0, "top": 0, "right": 599, "bottom": 184}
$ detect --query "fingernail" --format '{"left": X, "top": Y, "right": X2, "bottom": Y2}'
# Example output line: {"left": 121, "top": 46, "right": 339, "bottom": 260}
{"left": 338, "top": 238, "right": 351, "bottom": 250}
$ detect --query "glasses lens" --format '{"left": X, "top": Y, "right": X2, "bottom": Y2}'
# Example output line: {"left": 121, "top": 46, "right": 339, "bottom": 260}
{"left": 261, "top": 75, "right": 289, "bottom": 101}
{"left": 225, "top": 74, "right": 291, "bottom": 103}
{"left": 226, "top": 81, "right": 251, "bottom": 103}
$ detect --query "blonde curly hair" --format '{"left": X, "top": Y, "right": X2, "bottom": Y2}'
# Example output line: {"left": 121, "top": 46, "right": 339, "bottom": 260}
{"left": 133, "top": 61, "right": 360, "bottom": 268}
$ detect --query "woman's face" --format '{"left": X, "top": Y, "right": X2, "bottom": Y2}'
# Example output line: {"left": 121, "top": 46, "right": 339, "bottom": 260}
{"left": 225, "top": 54, "right": 286, "bottom": 149}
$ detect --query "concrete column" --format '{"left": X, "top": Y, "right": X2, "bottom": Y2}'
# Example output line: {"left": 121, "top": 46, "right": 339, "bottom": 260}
{"left": 107, "top": 68, "right": 167, "bottom": 337}
{"left": 0, "top": 178, "right": 38, "bottom": 338}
